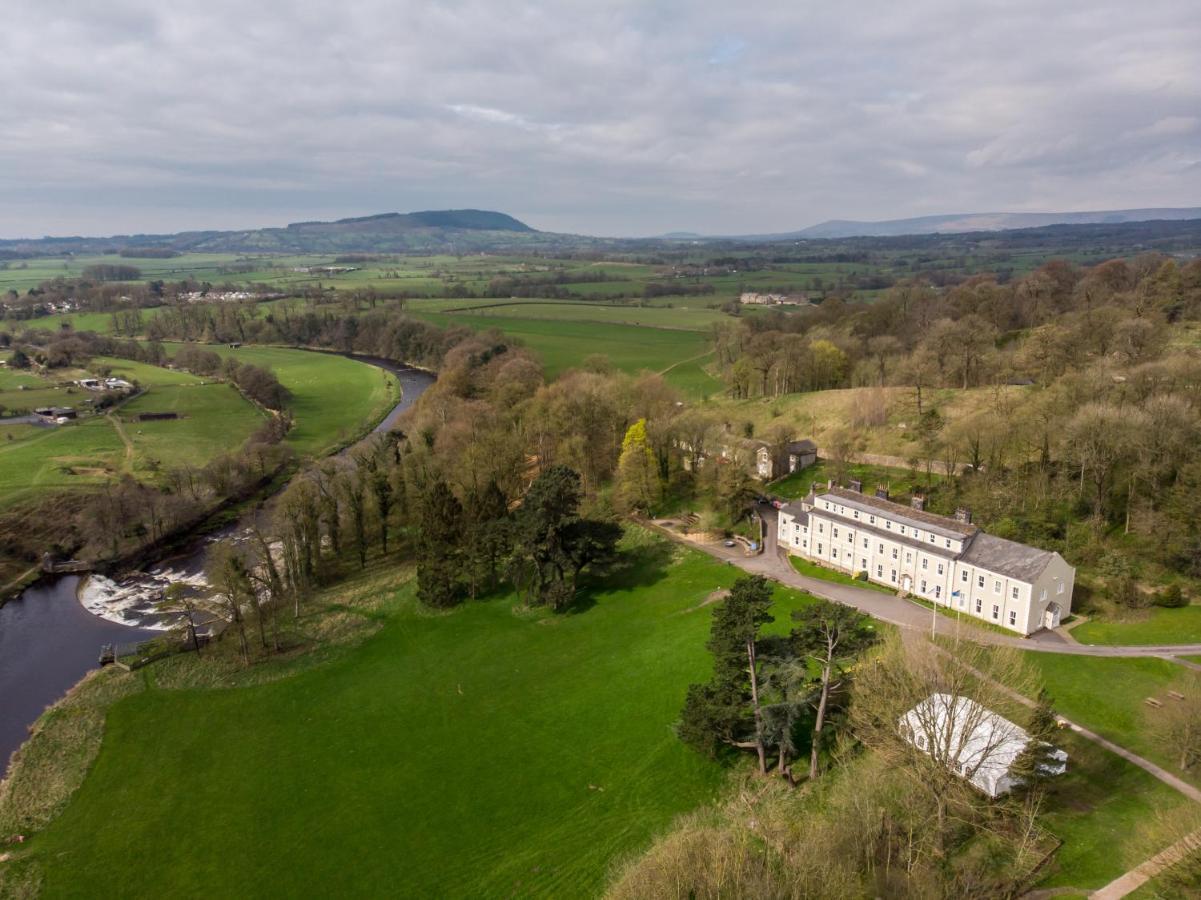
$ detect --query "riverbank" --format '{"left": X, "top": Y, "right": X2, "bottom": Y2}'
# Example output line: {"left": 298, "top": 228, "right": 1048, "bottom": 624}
{"left": 0, "top": 351, "right": 433, "bottom": 780}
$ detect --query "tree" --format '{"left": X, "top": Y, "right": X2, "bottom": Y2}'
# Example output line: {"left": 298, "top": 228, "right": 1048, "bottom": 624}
{"left": 614, "top": 418, "right": 661, "bottom": 514}
{"left": 157, "top": 582, "right": 203, "bottom": 655}
{"left": 1148, "top": 674, "right": 1201, "bottom": 771}
{"left": 679, "top": 576, "right": 775, "bottom": 773}
{"left": 206, "top": 542, "right": 254, "bottom": 665}
{"left": 9, "top": 347, "right": 30, "bottom": 369}
{"left": 791, "top": 600, "right": 877, "bottom": 779}
{"left": 462, "top": 480, "right": 510, "bottom": 599}
{"left": 416, "top": 479, "right": 465, "bottom": 609}
{"left": 507, "top": 465, "right": 621, "bottom": 610}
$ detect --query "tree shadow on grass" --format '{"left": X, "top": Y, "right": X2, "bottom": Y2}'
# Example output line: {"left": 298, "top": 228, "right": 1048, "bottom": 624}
{"left": 567, "top": 539, "right": 678, "bottom": 616}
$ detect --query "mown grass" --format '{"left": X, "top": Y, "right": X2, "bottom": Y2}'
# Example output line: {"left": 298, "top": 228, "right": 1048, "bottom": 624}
{"left": 771, "top": 458, "right": 941, "bottom": 501}
{"left": 1021, "top": 653, "right": 1201, "bottom": 787}
{"left": 1070, "top": 606, "right": 1201, "bottom": 646}
{"left": 22, "top": 535, "right": 818, "bottom": 898}
{"left": 119, "top": 384, "right": 266, "bottom": 474}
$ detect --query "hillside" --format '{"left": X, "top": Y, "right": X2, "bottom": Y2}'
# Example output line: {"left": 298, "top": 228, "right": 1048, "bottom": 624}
{"left": 790, "top": 207, "right": 1201, "bottom": 239}
{"left": 0, "top": 209, "right": 550, "bottom": 257}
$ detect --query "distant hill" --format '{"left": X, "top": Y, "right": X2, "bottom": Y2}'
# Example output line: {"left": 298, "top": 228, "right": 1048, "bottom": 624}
{"left": 785, "top": 208, "right": 1201, "bottom": 239}
{"left": 0, "top": 209, "right": 544, "bottom": 256}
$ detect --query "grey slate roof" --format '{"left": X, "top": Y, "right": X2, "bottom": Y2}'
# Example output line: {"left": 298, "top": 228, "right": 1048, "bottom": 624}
{"left": 779, "top": 502, "right": 808, "bottom": 525}
{"left": 960, "top": 533, "right": 1056, "bottom": 582}
{"left": 816, "top": 487, "right": 979, "bottom": 539}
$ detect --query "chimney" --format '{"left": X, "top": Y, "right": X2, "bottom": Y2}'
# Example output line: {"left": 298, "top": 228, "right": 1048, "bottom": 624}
{"left": 849, "top": 479, "right": 863, "bottom": 493}
{"left": 954, "top": 506, "right": 973, "bottom": 524}
{"left": 911, "top": 493, "right": 926, "bottom": 511}
{"left": 874, "top": 486, "right": 890, "bottom": 501}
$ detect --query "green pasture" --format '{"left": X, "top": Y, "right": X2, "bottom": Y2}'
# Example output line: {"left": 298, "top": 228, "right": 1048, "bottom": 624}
{"left": 411, "top": 311, "right": 713, "bottom": 385}
{"left": 119, "top": 384, "right": 266, "bottom": 474}
{"left": 28, "top": 540, "right": 817, "bottom": 898}
{"left": 204, "top": 345, "right": 398, "bottom": 456}
{"left": 407, "top": 299, "right": 726, "bottom": 331}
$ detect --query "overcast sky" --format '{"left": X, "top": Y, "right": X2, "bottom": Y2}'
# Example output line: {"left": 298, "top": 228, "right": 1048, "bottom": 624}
{"left": 2, "top": 0, "right": 1199, "bottom": 238}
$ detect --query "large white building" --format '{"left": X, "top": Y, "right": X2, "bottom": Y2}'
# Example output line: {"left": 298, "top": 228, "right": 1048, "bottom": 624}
{"left": 778, "top": 482, "right": 1074, "bottom": 635}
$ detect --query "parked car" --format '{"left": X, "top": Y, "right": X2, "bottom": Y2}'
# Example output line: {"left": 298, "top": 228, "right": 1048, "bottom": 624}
{"left": 723, "top": 539, "right": 737, "bottom": 548}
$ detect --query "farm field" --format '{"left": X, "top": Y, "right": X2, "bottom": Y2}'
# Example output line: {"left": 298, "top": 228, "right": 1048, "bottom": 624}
{"left": 404, "top": 299, "right": 728, "bottom": 330}
{"left": 0, "top": 360, "right": 263, "bottom": 506}
{"left": 203, "top": 345, "right": 398, "bottom": 456}
{"left": 410, "top": 311, "right": 714, "bottom": 385}
{"left": 1069, "top": 606, "right": 1201, "bottom": 645}
{"left": 24, "top": 538, "right": 817, "bottom": 898}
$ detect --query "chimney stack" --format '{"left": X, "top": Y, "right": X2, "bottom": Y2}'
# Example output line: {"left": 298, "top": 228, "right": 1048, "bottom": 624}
{"left": 911, "top": 493, "right": 926, "bottom": 511}
{"left": 849, "top": 479, "right": 863, "bottom": 493}
{"left": 954, "top": 506, "right": 973, "bottom": 524}
{"left": 875, "top": 486, "right": 890, "bottom": 501}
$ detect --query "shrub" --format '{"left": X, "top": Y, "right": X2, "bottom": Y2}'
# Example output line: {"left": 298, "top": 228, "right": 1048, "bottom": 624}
{"left": 1155, "top": 584, "right": 1189, "bottom": 608}
{"left": 1111, "top": 575, "right": 1148, "bottom": 610}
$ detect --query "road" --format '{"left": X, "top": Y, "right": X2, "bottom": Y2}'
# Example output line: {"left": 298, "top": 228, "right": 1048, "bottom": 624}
{"left": 646, "top": 507, "right": 1201, "bottom": 660}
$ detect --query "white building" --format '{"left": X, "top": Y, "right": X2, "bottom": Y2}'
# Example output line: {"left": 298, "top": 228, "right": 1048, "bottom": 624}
{"left": 778, "top": 483, "right": 1074, "bottom": 635}
{"left": 899, "top": 693, "right": 1067, "bottom": 797}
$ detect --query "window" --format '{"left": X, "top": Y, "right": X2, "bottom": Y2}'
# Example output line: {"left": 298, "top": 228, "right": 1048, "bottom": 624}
{"left": 975, "top": 599, "right": 982, "bottom": 613}
{"left": 818, "top": 523, "right": 824, "bottom": 534}
{"left": 833, "top": 527, "right": 839, "bottom": 538}
{"left": 906, "top": 553, "right": 912, "bottom": 563}
{"left": 1058, "top": 582, "right": 1065, "bottom": 594}
{"left": 847, "top": 532, "right": 853, "bottom": 544}
{"left": 978, "top": 575, "right": 985, "bottom": 588}
{"left": 891, "top": 548, "right": 898, "bottom": 559}
{"left": 900, "top": 525, "right": 907, "bottom": 535}
{"left": 945, "top": 539, "right": 951, "bottom": 548}
{"left": 869, "top": 515, "right": 875, "bottom": 524}
{"left": 885, "top": 520, "right": 892, "bottom": 530}
{"left": 937, "top": 563, "right": 944, "bottom": 575}
{"left": 1009, "top": 611, "right": 1017, "bottom": 626}
{"left": 935, "top": 586, "right": 942, "bottom": 599}
{"left": 916, "top": 733, "right": 927, "bottom": 750}
{"left": 961, "top": 570, "right": 968, "bottom": 583}
{"left": 1041, "top": 588, "right": 1048, "bottom": 601}
{"left": 832, "top": 549, "right": 838, "bottom": 559}
{"left": 876, "top": 565, "right": 883, "bottom": 577}
{"left": 802, "top": 540, "right": 808, "bottom": 549}
{"left": 929, "top": 534, "right": 935, "bottom": 544}
{"left": 853, "top": 510, "right": 859, "bottom": 519}
{"left": 920, "top": 580, "right": 927, "bottom": 593}
{"left": 921, "top": 558, "right": 928, "bottom": 570}
{"left": 994, "top": 580, "right": 1001, "bottom": 594}
{"left": 992, "top": 604, "right": 1000, "bottom": 620}
{"left": 1011, "top": 586, "right": 1019, "bottom": 599}
{"left": 912, "top": 529, "right": 918, "bottom": 539}
{"left": 878, "top": 543, "right": 884, "bottom": 553}
{"left": 863, "top": 538, "right": 868, "bottom": 548}
{"left": 817, "top": 543, "right": 823, "bottom": 554}
{"left": 890, "top": 569, "right": 897, "bottom": 582}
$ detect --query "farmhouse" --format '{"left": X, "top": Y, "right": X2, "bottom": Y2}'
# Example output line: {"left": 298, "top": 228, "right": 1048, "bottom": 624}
{"left": 899, "top": 693, "right": 1067, "bottom": 798}
{"left": 735, "top": 437, "right": 817, "bottom": 480}
{"left": 739, "top": 291, "right": 808, "bottom": 306}
{"left": 778, "top": 482, "right": 1074, "bottom": 635}
{"left": 34, "top": 406, "right": 77, "bottom": 423}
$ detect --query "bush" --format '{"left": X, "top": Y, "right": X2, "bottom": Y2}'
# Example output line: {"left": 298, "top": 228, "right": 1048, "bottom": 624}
{"left": 1155, "top": 584, "right": 1189, "bottom": 608}
{"left": 1111, "top": 575, "right": 1148, "bottom": 610}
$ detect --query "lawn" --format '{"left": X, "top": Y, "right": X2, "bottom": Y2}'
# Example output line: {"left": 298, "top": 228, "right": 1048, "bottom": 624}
{"left": 409, "top": 311, "right": 713, "bottom": 386}
{"left": 204, "top": 346, "right": 399, "bottom": 456}
{"left": 0, "top": 418, "right": 125, "bottom": 505}
{"left": 1022, "top": 653, "right": 1200, "bottom": 786}
{"left": 1036, "top": 730, "right": 1192, "bottom": 890}
{"left": 771, "top": 458, "right": 941, "bottom": 501}
{"left": 27, "top": 538, "right": 817, "bottom": 898}
{"left": 788, "top": 554, "right": 895, "bottom": 593}
{"left": 661, "top": 354, "right": 724, "bottom": 399}
{"left": 1070, "top": 606, "right": 1201, "bottom": 646}
{"left": 422, "top": 300, "right": 727, "bottom": 331}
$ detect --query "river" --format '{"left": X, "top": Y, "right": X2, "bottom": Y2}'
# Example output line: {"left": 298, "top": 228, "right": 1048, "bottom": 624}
{"left": 0, "top": 354, "right": 434, "bottom": 771}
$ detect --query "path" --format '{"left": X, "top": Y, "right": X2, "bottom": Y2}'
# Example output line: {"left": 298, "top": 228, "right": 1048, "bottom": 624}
{"left": 657, "top": 348, "right": 715, "bottom": 377}
{"left": 107, "top": 412, "right": 135, "bottom": 474}
{"left": 1091, "top": 829, "right": 1201, "bottom": 898}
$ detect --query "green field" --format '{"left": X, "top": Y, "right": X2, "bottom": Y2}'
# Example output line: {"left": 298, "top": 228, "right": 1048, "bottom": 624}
{"left": 26, "top": 540, "right": 817, "bottom": 898}
{"left": 203, "top": 346, "right": 398, "bottom": 456}
{"left": 408, "top": 300, "right": 727, "bottom": 331}
{"left": 1070, "top": 606, "right": 1201, "bottom": 645}
{"left": 411, "top": 311, "right": 713, "bottom": 385}
{"left": 0, "top": 418, "right": 126, "bottom": 505}
{"left": 788, "top": 555, "right": 895, "bottom": 593}
{"left": 1023, "top": 653, "right": 1201, "bottom": 787}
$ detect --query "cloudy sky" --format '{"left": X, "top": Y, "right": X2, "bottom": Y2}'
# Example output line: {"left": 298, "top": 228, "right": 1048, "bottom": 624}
{"left": 2, "top": 0, "right": 1199, "bottom": 238}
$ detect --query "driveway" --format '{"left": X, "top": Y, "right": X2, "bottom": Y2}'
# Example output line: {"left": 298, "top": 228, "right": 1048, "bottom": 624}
{"left": 646, "top": 508, "right": 1201, "bottom": 660}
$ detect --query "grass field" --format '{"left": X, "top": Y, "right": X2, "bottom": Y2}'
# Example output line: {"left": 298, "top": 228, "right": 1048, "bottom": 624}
{"left": 411, "top": 311, "right": 714, "bottom": 386}
{"left": 771, "top": 459, "right": 941, "bottom": 501}
{"left": 26, "top": 537, "right": 818, "bottom": 898}
{"left": 788, "top": 555, "right": 895, "bottom": 593}
{"left": 409, "top": 300, "right": 727, "bottom": 331}
{"left": 204, "top": 346, "right": 398, "bottom": 455}
{"left": 1070, "top": 606, "right": 1201, "bottom": 645}
{"left": 0, "top": 418, "right": 126, "bottom": 505}
{"left": 1022, "top": 653, "right": 1201, "bottom": 787}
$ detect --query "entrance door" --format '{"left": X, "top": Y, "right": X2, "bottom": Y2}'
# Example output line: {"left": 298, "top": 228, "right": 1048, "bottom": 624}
{"left": 901, "top": 574, "right": 912, "bottom": 593}
{"left": 1043, "top": 604, "right": 1061, "bottom": 629}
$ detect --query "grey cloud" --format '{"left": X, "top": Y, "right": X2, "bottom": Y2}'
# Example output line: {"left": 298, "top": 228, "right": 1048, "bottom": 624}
{"left": 1, "top": 0, "right": 1198, "bottom": 237}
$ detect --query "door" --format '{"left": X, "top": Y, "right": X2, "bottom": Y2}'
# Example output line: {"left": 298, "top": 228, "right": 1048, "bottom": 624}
{"left": 901, "top": 574, "right": 912, "bottom": 593}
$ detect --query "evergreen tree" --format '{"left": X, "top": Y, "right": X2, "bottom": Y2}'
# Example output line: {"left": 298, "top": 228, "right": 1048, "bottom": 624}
{"left": 416, "top": 479, "right": 465, "bottom": 609}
